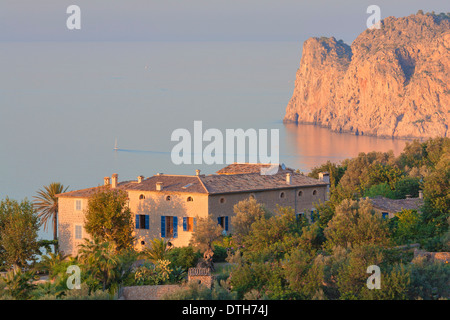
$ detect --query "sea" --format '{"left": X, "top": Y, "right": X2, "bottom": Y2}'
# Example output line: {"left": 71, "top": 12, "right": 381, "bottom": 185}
{"left": 0, "top": 41, "right": 407, "bottom": 240}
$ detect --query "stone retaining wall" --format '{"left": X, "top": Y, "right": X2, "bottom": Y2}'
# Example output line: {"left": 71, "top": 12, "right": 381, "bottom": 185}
{"left": 119, "top": 284, "right": 182, "bottom": 300}
{"left": 414, "top": 249, "right": 450, "bottom": 263}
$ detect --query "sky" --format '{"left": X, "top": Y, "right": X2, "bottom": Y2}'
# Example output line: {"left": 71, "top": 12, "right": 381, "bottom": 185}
{"left": 0, "top": 0, "right": 448, "bottom": 43}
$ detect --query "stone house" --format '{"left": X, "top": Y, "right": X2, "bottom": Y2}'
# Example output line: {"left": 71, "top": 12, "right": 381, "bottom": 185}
{"left": 369, "top": 193, "right": 424, "bottom": 219}
{"left": 56, "top": 163, "right": 329, "bottom": 256}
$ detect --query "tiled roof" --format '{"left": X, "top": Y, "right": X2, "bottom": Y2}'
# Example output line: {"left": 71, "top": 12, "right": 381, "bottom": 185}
{"left": 56, "top": 175, "right": 208, "bottom": 198}
{"left": 216, "top": 163, "right": 294, "bottom": 175}
{"left": 55, "top": 183, "right": 131, "bottom": 198}
{"left": 124, "top": 175, "right": 207, "bottom": 194}
{"left": 370, "top": 196, "right": 424, "bottom": 213}
{"left": 199, "top": 172, "right": 327, "bottom": 194}
{"left": 57, "top": 166, "right": 327, "bottom": 198}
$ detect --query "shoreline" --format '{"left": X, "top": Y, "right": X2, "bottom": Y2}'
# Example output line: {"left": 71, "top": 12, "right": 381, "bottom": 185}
{"left": 282, "top": 120, "right": 434, "bottom": 142}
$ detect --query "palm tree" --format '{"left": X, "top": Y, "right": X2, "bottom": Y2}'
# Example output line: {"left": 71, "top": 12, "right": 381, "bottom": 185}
{"left": 37, "top": 251, "right": 69, "bottom": 279}
{"left": 77, "top": 239, "right": 124, "bottom": 292}
{"left": 33, "top": 182, "right": 69, "bottom": 244}
{"left": 142, "top": 238, "right": 172, "bottom": 263}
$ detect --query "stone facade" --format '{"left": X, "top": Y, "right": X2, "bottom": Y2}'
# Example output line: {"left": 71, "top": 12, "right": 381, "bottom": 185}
{"left": 57, "top": 165, "right": 329, "bottom": 256}
{"left": 129, "top": 190, "right": 209, "bottom": 250}
{"left": 208, "top": 186, "right": 326, "bottom": 220}
{"left": 119, "top": 284, "right": 181, "bottom": 300}
{"left": 188, "top": 268, "right": 215, "bottom": 288}
{"left": 370, "top": 195, "right": 424, "bottom": 219}
{"left": 414, "top": 249, "right": 450, "bottom": 264}
{"left": 58, "top": 197, "right": 92, "bottom": 256}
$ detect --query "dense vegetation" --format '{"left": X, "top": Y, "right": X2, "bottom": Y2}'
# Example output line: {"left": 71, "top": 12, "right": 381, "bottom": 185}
{"left": 309, "top": 137, "right": 450, "bottom": 248}
{"left": 166, "top": 137, "right": 449, "bottom": 300}
{"left": 0, "top": 137, "right": 448, "bottom": 300}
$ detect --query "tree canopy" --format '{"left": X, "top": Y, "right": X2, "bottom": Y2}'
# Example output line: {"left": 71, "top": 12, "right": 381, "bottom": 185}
{"left": 84, "top": 188, "right": 135, "bottom": 252}
{"left": 0, "top": 198, "right": 40, "bottom": 270}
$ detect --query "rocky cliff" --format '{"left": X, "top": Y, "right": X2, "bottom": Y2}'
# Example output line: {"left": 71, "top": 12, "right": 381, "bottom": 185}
{"left": 284, "top": 12, "right": 450, "bottom": 139}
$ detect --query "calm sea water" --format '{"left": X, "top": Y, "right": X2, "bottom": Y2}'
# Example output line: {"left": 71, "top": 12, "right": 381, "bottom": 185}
{"left": 0, "top": 41, "right": 406, "bottom": 240}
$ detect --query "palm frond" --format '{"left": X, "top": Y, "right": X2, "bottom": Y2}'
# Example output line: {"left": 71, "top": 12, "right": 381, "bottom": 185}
{"left": 32, "top": 182, "right": 69, "bottom": 236}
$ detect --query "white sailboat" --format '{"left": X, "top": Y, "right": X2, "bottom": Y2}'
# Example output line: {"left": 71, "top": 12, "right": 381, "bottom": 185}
{"left": 114, "top": 138, "right": 119, "bottom": 151}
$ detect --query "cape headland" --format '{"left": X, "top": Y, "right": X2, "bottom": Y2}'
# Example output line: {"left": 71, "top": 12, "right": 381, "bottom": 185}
{"left": 283, "top": 12, "right": 450, "bottom": 139}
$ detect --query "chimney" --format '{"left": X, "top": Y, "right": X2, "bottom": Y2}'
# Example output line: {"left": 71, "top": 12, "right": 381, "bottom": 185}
{"left": 319, "top": 172, "right": 330, "bottom": 201}
{"left": 319, "top": 172, "right": 330, "bottom": 184}
{"left": 286, "top": 173, "right": 291, "bottom": 185}
{"left": 137, "top": 175, "right": 144, "bottom": 183}
{"left": 156, "top": 182, "right": 163, "bottom": 191}
{"left": 419, "top": 190, "right": 423, "bottom": 199}
{"left": 196, "top": 169, "right": 201, "bottom": 176}
{"left": 111, "top": 173, "right": 118, "bottom": 188}
{"left": 104, "top": 176, "right": 110, "bottom": 186}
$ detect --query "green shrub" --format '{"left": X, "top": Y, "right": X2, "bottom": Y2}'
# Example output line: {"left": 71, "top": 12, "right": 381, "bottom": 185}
{"left": 167, "top": 246, "right": 202, "bottom": 270}
{"left": 133, "top": 260, "right": 172, "bottom": 286}
{"left": 2, "top": 269, "right": 37, "bottom": 300}
{"left": 37, "top": 283, "right": 114, "bottom": 300}
{"left": 364, "top": 182, "right": 395, "bottom": 199}
{"left": 408, "top": 257, "right": 450, "bottom": 300}
{"left": 212, "top": 245, "right": 227, "bottom": 263}
{"left": 393, "top": 177, "right": 421, "bottom": 199}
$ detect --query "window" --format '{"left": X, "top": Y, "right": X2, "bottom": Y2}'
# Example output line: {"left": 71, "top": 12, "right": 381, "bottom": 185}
{"left": 217, "top": 216, "right": 229, "bottom": 232}
{"left": 382, "top": 212, "right": 389, "bottom": 219}
{"left": 187, "top": 196, "right": 193, "bottom": 202}
{"left": 75, "top": 200, "right": 82, "bottom": 211}
{"left": 298, "top": 190, "right": 303, "bottom": 197}
{"left": 161, "top": 216, "right": 178, "bottom": 238}
{"left": 183, "top": 217, "right": 196, "bottom": 232}
{"left": 296, "top": 212, "right": 304, "bottom": 224}
{"left": 280, "top": 192, "right": 285, "bottom": 199}
{"left": 310, "top": 208, "right": 319, "bottom": 223}
{"left": 74, "top": 225, "right": 82, "bottom": 240}
{"left": 249, "top": 194, "right": 255, "bottom": 200}
{"left": 312, "top": 190, "right": 317, "bottom": 196}
{"left": 139, "top": 194, "right": 145, "bottom": 200}
{"left": 219, "top": 197, "right": 225, "bottom": 204}
{"left": 166, "top": 195, "right": 171, "bottom": 201}
{"left": 135, "top": 214, "right": 149, "bottom": 230}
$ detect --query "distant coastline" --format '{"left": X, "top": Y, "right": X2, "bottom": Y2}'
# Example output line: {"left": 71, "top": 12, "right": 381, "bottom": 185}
{"left": 283, "top": 121, "right": 428, "bottom": 141}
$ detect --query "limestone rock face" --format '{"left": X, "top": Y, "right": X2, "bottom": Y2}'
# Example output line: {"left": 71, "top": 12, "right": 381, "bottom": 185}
{"left": 284, "top": 13, "right": 450, "bottom": 139}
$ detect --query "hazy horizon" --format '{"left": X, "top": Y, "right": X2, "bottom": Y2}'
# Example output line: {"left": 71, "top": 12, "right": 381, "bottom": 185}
{"left": 1, "top": 1, "right": 448, "bottom": 43}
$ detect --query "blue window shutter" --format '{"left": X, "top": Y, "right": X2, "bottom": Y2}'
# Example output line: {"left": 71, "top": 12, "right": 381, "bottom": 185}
{"left": 173, "top": 216, "right": 178, "bottom": 238}
{"left": 225, "top": 216, "right": 229, "bottom": 231}
{"left": 310, "top": 210, "right": 314, "bottom": 223}
{"left": 193, "top": 218, "right": 197, "bottom": 231}
{"left": 135, "top": 215, "right": 140, "bottom": 229}
{"left": 183, "top": 217, "right": 187, "bottom": 231}
{"left": 161, "top": 216, "right": 166, "bottom": 238}
{"left": 144, "top": 215, "right": 149, "bottom": 230}
{"left": 217, "top": 217, "right": 221, "bottom": 226}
